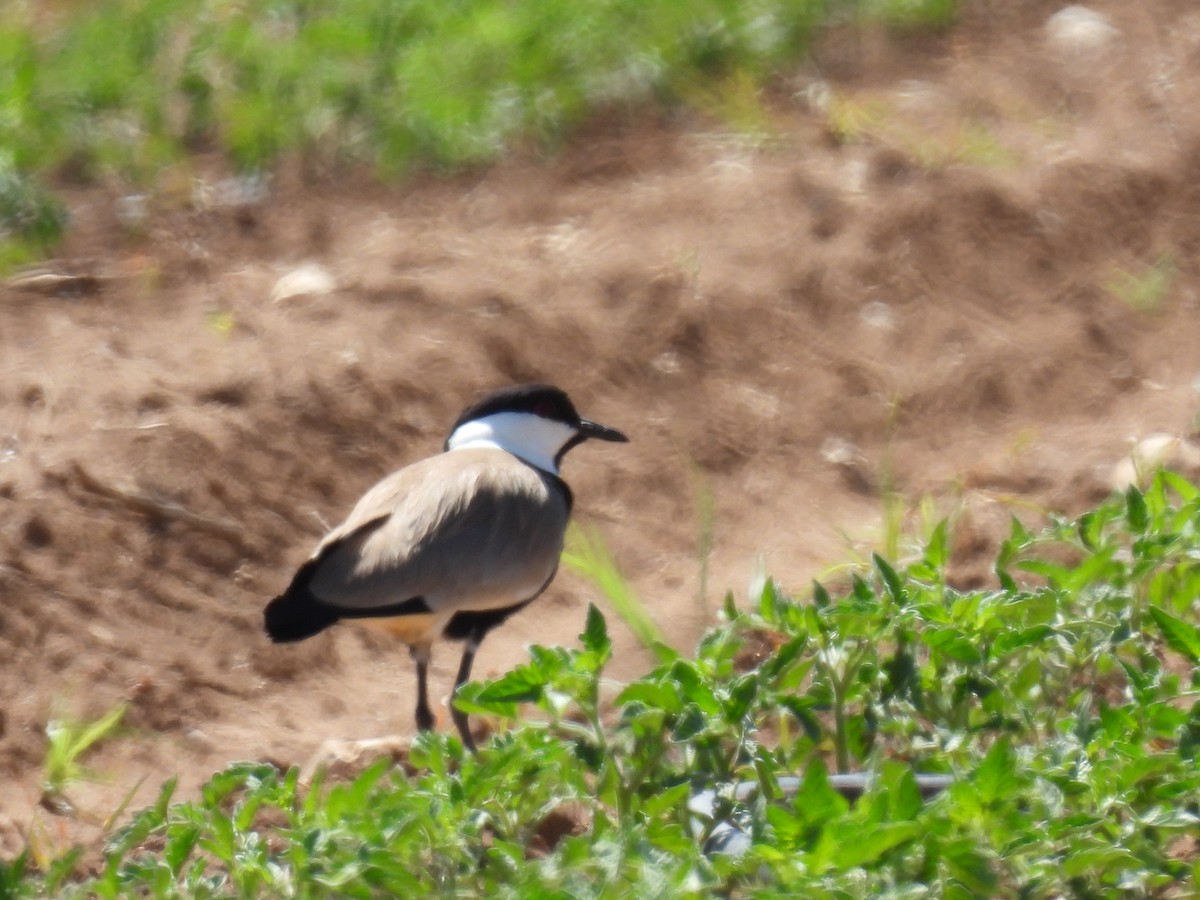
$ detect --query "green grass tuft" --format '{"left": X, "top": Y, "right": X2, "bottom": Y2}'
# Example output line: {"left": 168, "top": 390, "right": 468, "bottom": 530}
{"left": 563, "top": 523, "right": 675, "bottom": 662}
{"left": 0, "top": 0, "right": 960, "bottom": 182}
{"left": 0, "top": 160, "right": 68, "bottom": 271}
{"left": 41, "top": 701, "right": 128, "bottom": 810}
{"left": 1106, "top": 251, "right": 1177, "bottom": 313}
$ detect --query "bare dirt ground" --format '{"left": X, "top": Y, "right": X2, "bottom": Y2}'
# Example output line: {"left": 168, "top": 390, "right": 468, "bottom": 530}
{"left": 3, "top": 0, "right": 1200, "bottom": 855}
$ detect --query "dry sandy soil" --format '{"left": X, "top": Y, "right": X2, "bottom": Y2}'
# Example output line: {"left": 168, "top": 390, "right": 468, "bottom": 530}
{"left": 3, "top": 0, "right": 1200, "bottom": 855}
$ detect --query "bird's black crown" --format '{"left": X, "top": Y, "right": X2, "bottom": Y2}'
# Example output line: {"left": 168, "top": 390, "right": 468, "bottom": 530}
{"left": 448, "top": 384, "right": 580, "bottom": 437}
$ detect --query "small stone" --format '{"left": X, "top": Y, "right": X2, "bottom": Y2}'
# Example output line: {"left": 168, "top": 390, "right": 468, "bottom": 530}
{"left": 196, "top": 173, "right": 270, "bottom": 210}
{"left": 87, "top": 623, "right": 116, "bottom": 645}
{"left": 1045, "top": 6, "right": 1120, "bottom": 56}
{"left": 1110, "top": 434, "right": 1200, "bottom": 491}
{"left": 300, "top": 735, "right": 414, "bottom": 784}
{"left": 270, "top": 263, "right": 337, "bottom": 304}
{"left": 183, "top": 728, "right": 217, "bottom": 753}
{"left": 116, "top": 194, "right": 149, "bottom": 228}
{"left": 821, "top": 436, "right": 876, "bottom": 495}
{"left": 859, "top": 300, "right": 897, "bottom": 332}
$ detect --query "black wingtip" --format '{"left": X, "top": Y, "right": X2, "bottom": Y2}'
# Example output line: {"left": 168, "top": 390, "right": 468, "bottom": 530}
{"left": 263, "top": 562, "right": 340, "bottom": 642}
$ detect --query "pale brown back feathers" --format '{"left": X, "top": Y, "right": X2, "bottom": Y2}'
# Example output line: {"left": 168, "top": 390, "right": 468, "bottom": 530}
{"left": 306, "top": 447, "right": 570, "bottom": 616}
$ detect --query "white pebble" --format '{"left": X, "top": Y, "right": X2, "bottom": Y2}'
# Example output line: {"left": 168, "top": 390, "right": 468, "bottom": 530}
{"left": 1045, "top": 6, "right": 1120, "bottom": 55}
{"left": 270, "top": 263, "right": 337, "bottom": 304}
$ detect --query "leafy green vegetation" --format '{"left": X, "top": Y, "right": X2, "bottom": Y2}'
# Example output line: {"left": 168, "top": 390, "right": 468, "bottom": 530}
{"left": 5, "top": 472, "right": 1199, "bottom": 896}
{"left": 0, "top": 160, "right": 67, "bottom": 270}
{"left": 0, "top": 0, "right": 957, "bottom": 180}
{"left": 0, "top": 0, "right": 958, "bottom": 264}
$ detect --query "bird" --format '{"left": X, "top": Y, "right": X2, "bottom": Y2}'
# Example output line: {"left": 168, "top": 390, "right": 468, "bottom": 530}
{"left": 263, "top": 383, "right": 628, "bottom": 750}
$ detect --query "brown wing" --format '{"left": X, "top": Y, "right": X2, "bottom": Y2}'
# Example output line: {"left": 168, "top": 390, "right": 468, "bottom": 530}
{"left": 305, "top": 448, "right": 569, "bottom": 615}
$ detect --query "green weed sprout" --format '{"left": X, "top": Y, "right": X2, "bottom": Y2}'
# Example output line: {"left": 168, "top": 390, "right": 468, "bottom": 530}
{"left": 1106, "top": 252, "right": 1176, "bottom": 312}
{"left": 41, "top": 702, "right": 127, "bottom": 809}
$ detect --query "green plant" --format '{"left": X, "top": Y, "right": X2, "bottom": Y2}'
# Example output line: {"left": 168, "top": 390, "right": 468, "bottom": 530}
{"left": 908, "top": 120, "right": 1022, "bottom": 170}
{"left": 822, "top": 91, "right": 891, "bottom": 143}
{"left": 0, "top": 159, "right": 67, "bottom": 271}
{"left": 0, "top": 0, "right": 965, "bottom": 264}
{"left": 863, "top": 0, "right": 959, "bottom": 27}
{"left": 14, "top": 477, "right": 1199, "bottom": 896}
{"left": 1106, "top": 251, "right": 1177, "bottom": 312}
{"left": 41, "top": 702, "right": 127, "bottom": 808}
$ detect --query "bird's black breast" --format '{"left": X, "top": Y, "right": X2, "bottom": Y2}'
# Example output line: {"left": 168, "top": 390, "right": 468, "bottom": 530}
{"left": 545, "top": 471, "right": 573, "bottom": 515}
{"left": 442, "top": 599, "right": 536, "bottom": 641}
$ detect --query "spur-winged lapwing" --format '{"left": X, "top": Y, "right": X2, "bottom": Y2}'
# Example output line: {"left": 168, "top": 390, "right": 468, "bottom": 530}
{"left": 264, "top": 383, "right": 628, "bottom": 750}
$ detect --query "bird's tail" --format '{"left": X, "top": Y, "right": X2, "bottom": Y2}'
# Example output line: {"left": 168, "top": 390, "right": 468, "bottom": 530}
{"left": 263, "top": 560, "right": 341, "bottom": 642}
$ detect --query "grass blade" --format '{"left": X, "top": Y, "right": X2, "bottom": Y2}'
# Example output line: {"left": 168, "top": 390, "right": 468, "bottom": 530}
{"left": 562, "top": 524, "right": 674, "bottom": 661}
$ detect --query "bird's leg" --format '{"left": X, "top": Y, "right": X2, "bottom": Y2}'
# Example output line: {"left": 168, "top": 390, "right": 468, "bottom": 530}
{"left": 410, "top": 643, "right": 435, "bottom": 732}
{"left": 450, "top": 630, "right": 484, "bottom": 752}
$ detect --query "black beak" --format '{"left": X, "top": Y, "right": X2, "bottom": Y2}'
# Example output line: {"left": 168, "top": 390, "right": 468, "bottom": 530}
{"left": 578, "top": 417, "right": 629, "bottom": 443}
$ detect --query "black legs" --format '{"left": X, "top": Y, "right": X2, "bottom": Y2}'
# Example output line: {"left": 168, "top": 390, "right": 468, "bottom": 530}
{"left": 451, "top": 632, "right": 484, "bottom": 752}
{"left": 409, "top": 632, "right": 484, "bottom": 751}
{"left": 410, "top": 644, "right": 435, "bottom": 732}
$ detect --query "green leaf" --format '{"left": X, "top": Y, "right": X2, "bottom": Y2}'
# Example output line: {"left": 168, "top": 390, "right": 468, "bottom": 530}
{"left": 883, "top": 764, "right": 923, "bottom": 821}
{"left": 1008, "top": 515, "right": 1032, "bottom": 545}
{"left": 672, "top": 706, "right": 708, "bottom": 741}
{"left": 779, "top": 697, "right": 823, "bottom": 741}
{"left": 992, "top": 624, "right": 1055, "bottom": 656}
{"left": 1126, "top": 484, "right": 1150, "bottom": 532}
{"left": 844, "top": 713, "right": 875, "bottom": 763}
{"left": 832, "top": 820, "right": 922, "bottom": 868}
{"left": 616, "top": 680, "right": 683, "bottom": 714}
{"left": 1181, "top": 703, "right": 1200, "bottom": 760}
{"left": 722, "top": 591, "right": 739, "bottom": 621}
{"left": 758, "top": 577, "right": 783, "bottom": 619}
{"left": 1159, "top": 469, "right": 1199, "bottom": 501}
{"left": 874, "top": 553, "right": 904, "bottom": 603}
{"left": 163, "top": 823, "right": 201, "bottom": 874}
{"left": 924, "top": 519, "right": 949, "bottom": 569}
{"left": 925, "top": 629, "right": 982, "bottom": 665}
{"left": 641, "top": 782, "right": 691, "bottom": 818}
{"left": 670, "top": 660, "right": 720, "bottom": 715}
{"left": 793, "top": 760, "right": 847, "bottom": 829}
{"left": 473, "top": 668, "right": 546, "bottom": 705}
{"left": 973, "top": 737, "right": 1018, "bottom": 805}
{"left": 850, "top": 573, "right": 874, "bottom": 603}
{"left": 765, "top": 803, "right": 803, "bottom": 849}
{"left": 580, "top": 602, "right": 611, "bottom": 658}
{"left": 1149, "top": 606, "right": 1200, "bottom": 663}
{"left": 940, "top": 837, "right": 998, "bottom": 894}
{"left": 812, "top": 579, "right": 831, "bottom": 609}
{"left": 995, "top": 563, "right": 1017, "bottom": 593}
{"left": 759, "top": 634, "right": 808, "bottom": 680}
{"left": 1059, "top": 844, "right": 1140, "bottom": 878}
{"left": 1015, "top": 559, "right": 1072, "bottom": 587}
{"left": 724, "top": 674, "right": 758, "bottom": 722}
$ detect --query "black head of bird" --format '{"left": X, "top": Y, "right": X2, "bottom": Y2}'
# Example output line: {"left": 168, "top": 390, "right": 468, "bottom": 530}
{"left": 264, "top": 383, "right": 628, "bottom": 751}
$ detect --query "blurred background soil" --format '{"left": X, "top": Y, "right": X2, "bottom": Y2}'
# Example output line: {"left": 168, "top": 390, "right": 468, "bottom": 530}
{"left": 2, "top": 0, "right": 1200, "bottom": 852}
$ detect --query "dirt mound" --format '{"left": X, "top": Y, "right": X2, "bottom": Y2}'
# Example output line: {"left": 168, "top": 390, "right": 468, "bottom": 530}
{"left": 3, "top": 0, "right": 1200, "bottom": 850}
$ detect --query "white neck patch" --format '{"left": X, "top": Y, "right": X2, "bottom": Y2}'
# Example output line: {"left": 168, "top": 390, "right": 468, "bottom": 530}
{"left": 446, "top": 411, "right": 576, "bottom": 474}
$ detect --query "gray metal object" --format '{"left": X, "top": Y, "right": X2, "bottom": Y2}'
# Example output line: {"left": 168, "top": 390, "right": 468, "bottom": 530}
{"left": 689, "top": 772, "right": 955, "bottom": 857}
